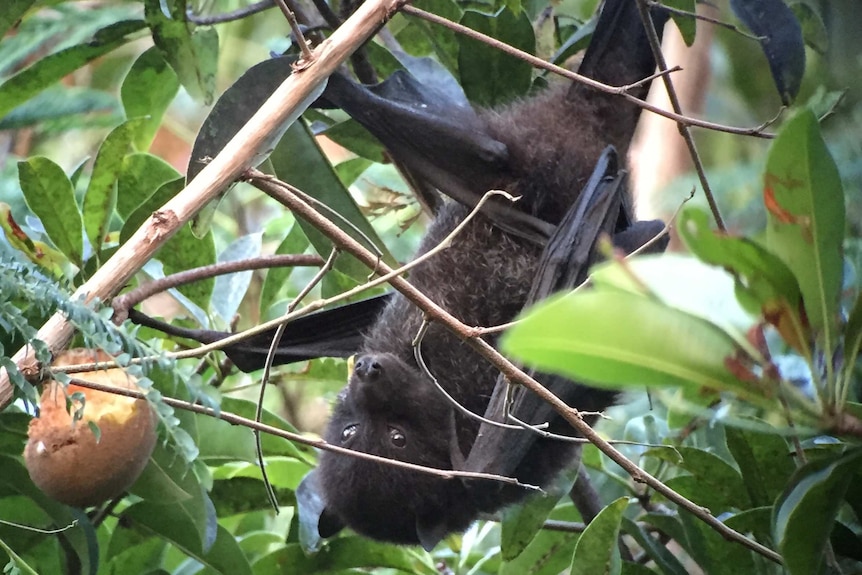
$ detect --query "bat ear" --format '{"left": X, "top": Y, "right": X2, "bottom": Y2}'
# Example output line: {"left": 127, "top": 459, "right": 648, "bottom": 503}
{"left": 415, "top": 515, "right": 448, "bottom": 552}
{"left": 297, "top": 469, "right": 345, "bottom": 548}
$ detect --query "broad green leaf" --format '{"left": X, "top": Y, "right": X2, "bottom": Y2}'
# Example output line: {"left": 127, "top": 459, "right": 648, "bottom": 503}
{"left": 724, "top": 507, "right": 774, "bottom": 551}
{"left": 679, "top": 207, "right": 805, "bottom": 351}
{"left": 844, "top": 291, "right": 862, "bottom": 380}
{"left": 502, "top": 290, "right": 766, "bottom": 402}
{"left": 0, "top": 20, "right": 146, "bottom": 119}
{"left": 790, "top": 2, "right": 828, "bottom": 54}
{"left": 252, "top": 539, "right": 436, "bottom": 575}
{"left": 219, "top": 397, "right": 313, "bottom": 464}
{"left": 396, "top": 0, "right": 463, "bottom": 74}
{"left": 130, "top": 442, "right": 195, "bottom": 504}
{"left": 725, "top": 424, "right": 794, "bottom": 508}
{"left": 590, "top": 254, "right": 755, "bottom": 349}
{"left": 764, "top": 109, "right": 844, "bottom": 353}
{"left": 500, "top": 467, "right": 577, "bottom": 560}
{"left": 270, "top": 120, "right": 396, "bottom": 280}
{"left": 773, "top": 448, "right": 862, "bottom": 575}
{"left": 18, "top": 157, "right": 84, "bottom": 265}
{"left": 121, "top": 47, "right": 180, "bottom": 150}
{"left": 458, "top": 9, "right": 534, "bottom": 107}
{"left": 144, "top": 0, "right": 217, "bottom": 104}
{"left": 116, "top": 153, "right": 180, "bottom": 219}
{"left": 647, "top": 446, "right": 751, "bottom": 511}
{"left": 104, "top": 534, "right": 165, "bottom": 575}
{"left": 83, "top": 118, "right": 147, "bottom": 258}
{"left": 570, "top": 497, "right": 628, "bottom": 575}
{"left": 678, "top": 507, "right": 757, "bottom": 575}
{"left": 323, "top": 120, "right": 387, "bottom": 163}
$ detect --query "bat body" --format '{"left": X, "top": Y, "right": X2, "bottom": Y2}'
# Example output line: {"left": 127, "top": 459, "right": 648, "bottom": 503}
{"left": 312, "top": 0, "right": 669, "bottom": 549}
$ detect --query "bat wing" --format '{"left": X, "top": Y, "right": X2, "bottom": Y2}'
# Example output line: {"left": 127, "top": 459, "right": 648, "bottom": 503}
{"left": 128, "top": 293, "right": 392, "bottom": 372}
{"left": 318, "top": 70, "right": 555, "bottom": 244}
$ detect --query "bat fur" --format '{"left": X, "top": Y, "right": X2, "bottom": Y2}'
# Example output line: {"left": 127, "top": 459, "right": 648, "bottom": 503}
{"left": 314, "top": 0, "right": 669, "bottom": 548}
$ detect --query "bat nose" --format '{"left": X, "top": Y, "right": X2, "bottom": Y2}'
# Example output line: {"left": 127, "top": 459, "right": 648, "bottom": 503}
{"left": 353, "top": 355, "right": 383, "bottom": 381}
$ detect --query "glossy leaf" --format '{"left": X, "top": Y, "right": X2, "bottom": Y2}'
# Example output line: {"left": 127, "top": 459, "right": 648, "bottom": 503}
{"left": 0, "top": 202, "right": 74, "bottom": 278}
{"left": 502, "top": 290, "right": 764, "bottom": 401}
{"left": 664, "top": 0, "right": 697, "bottom": 46}
{"left": 144, "top": 0, "right": 217, "bottom": 104}
{"left": 764, "top": 110, "right": 845, "bottom": 352}
{"left": 678, "top": 508, "right": 757, "bottom": 575}
{"left": 773, "top": 448, "right": 862, "bottom": 575}
{"left": 621, "top": 518, "right": 688, "bottom": 575}
{"left": 570, "top": 497, "right": 628, "bottom": 575}
{"left": 121, "top": 46, "right": 180, "bottom": 150}
{"left": 18, "top": 157, "right": 84, "bottom": 266}
{"left": 457, "top": 9, "right": 534, "bottom": 107}
{"left": 0, "top": 20, "right": 146, "bottom": 119}
{"left": 730, "top": 0, "right": 805, "bottom": 103}
{"left": 212, "top": 233, "right": 262, "bottom": 324}
{"left": 648, "top": 446, "right": 751, "bottom": 511}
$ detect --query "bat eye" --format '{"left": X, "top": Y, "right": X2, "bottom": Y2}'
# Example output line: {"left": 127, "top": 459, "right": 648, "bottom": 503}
{"left": 389, "top": 427, "right": 406, "bottom": 448}
{"left": 341, "top": 424, "right": 358, "bottom": 443}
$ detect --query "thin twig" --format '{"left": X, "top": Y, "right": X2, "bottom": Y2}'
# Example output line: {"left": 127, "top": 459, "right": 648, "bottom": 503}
{"left": 255, "top": 247, "right": 340, "bottom": 510}
{"left": 64, "top": 376, "right": 539, "bottom": 490}
{"left": 400, "top": 5, "right": 775, "bottom": 139}
{"left": 273, "top": 0, "right": 314, "bottom": 61}
{"left": 646, "top": 0, "right": 765, "bottom": 41}
{"left": 634, "top": 0, "right": 725, "bottom": 230}
{"left": 186, "top": 0, "right": 274, "bottom": 25}
{"left": 111, "top": 254, "right": 324, "bottom": 323}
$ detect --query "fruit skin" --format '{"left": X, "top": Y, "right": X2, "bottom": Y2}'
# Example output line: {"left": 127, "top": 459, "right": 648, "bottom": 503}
{"left": 24, "top": 349, "right": 157, "bottom": 508}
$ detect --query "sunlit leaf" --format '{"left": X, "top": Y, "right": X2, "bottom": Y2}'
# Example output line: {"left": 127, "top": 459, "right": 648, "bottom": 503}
{"left": 253, "top": 539, "right": 437, "bottom": 575}
{"left": 502, "top": 290, "right": 766, "bottom": 402}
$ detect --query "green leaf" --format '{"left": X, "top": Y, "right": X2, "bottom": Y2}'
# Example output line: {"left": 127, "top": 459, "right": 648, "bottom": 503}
{"left": 764, "top": 109, "right": 844, "bottom": 353}
{"left": 0, "top": 86, "right": 119, "bottom": 131}
{"left": 397, "top": 0, "right": 463, "bottom": 74}
{"left": 677, "top": 508, "right": 757, "bottom": 575}
{"left": 773, "top": 448, "right": 862, "bottom": 575}
{"left": 647, "top": 446, "right": 751, "bottom": 511}
{"left": 219, "top": 397, "right": 313, "bottom": 464}
{"left": 116, "top": 153, "right": 181, "bottom": 219}
{"left": 843, "top": 291, "right": 862, "bottom": 382}
{"left": 144, "top": 0, "right": 217, "bottom": 104}
{"left": 211, "top": 233, "right": 262, "bottom": 323}
{"left": 270, "top": 120, "right": 396, "bottom": 281}
{"left": 252, "top": 539, "right": 437, "bottom": 575}
{"left": 678, "top": 207, "right": 805, "bottom": 351}
{"left": 83, "top": 118, "right": 148, "bottom": 257}
{"left": 121, "top": 46, "right": 180, "bottom": 150}
{"left": 502, "top": 290, "right": 763, "bottom": 401}
{"left": 500, "top": 468, "right": 577, "bottom": 560}
{"left": 570, "top": 497, "right": 628, "bottom": 575}
{"left": 18, "top": 157, "right": 84, "bottom": 265}
{"left": 725, "top": 423, "right": 794, "bottom": 508}
{"left": 0, "top": 20, "right": 146, "bottom": 119}
{"left": 457, "top": 9, "right": 534, "bottom": 107}
{"left": 789, "top": 2, "right": 828, "bottom": 54}
{"left": 621, "top": 518, "right": 688, "bottom": 575}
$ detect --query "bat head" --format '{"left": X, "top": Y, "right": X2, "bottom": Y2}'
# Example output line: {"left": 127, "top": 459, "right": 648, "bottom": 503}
{"left": 315, "top": 352, "right": 477, "bottom": 549}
